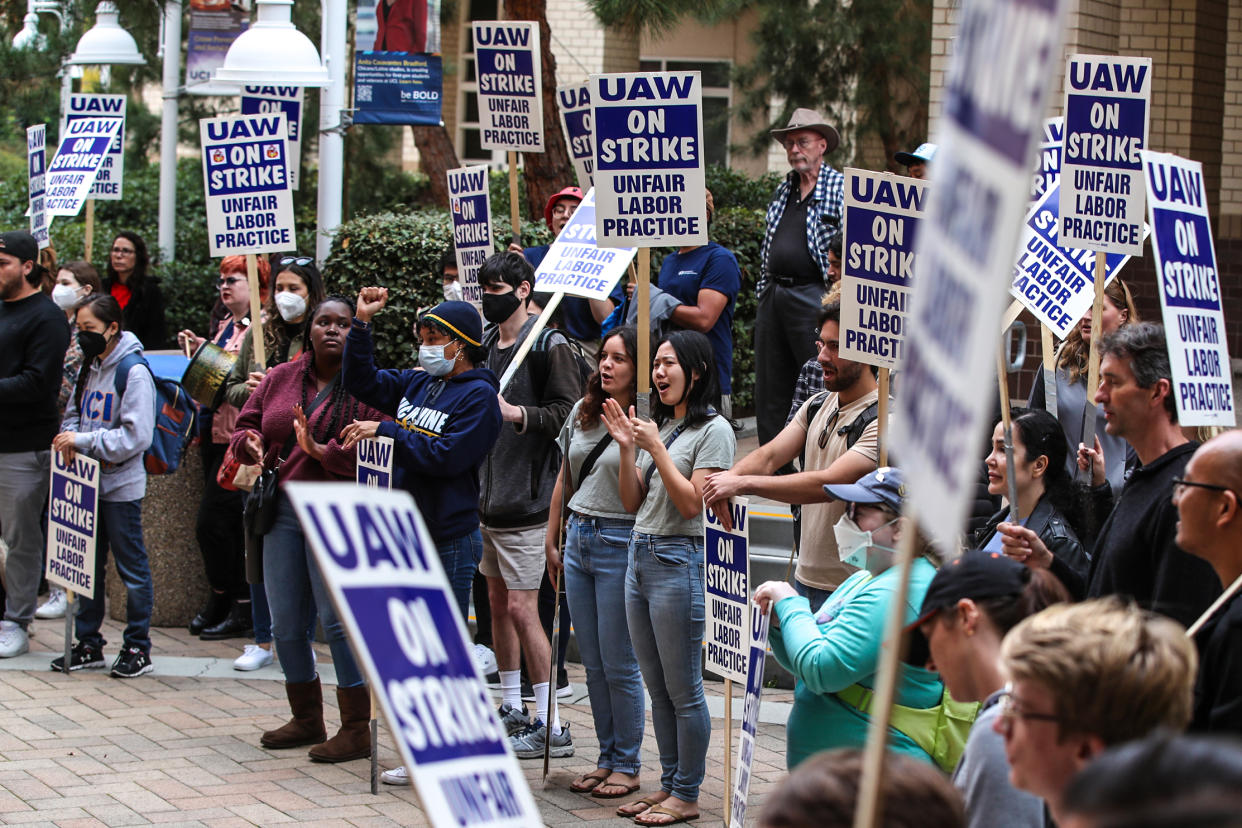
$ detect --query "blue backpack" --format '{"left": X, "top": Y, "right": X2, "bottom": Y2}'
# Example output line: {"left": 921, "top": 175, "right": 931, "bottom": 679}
{"left": 114, "top": 353, "right": 198, "bottom": 475}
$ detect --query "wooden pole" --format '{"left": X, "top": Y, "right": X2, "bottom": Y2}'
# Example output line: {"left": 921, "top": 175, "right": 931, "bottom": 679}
{"left": 1187, "top": 571, "right": 1242, "bottom": 638}
{"left": 1040, "top": 324, "right": 1057, "bottom": 416}
{"left": 724, "top": 679, "right": 733, "bottom": 828}
{"left": 636, "top": 248, "right": 651, "bottom": 418}
{"left": 508, "top": 151, "right": 522, "bottom": 248}
{"left": 997, "top": 343, "right": 1021, "bottom": 523}
{"left": 84, "top": 199, "right": 95, "bottom": 264}
{"left": 245, "top": 254, "right": 267, "bottom": 369}
{"left": 852, "top": 509, "right": 921, "bottom": 828}
{"left": 1080, "top": 252, "right": 1106, "bottom": 482}
{"left": 877, "top": 369, "right": 891, "bottom": 467}
{"left": 62, "top": 590, "right": 74, "bottom": 675}
{"left": 544, "top": 568, "right": 563, "bottom": 780}
{"left": 369, "top": 687, "right": 379, "bottom": 794}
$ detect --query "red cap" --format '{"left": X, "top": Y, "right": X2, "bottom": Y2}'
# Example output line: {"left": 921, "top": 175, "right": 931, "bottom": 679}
{"left": 544, "top": 186, "right": 584, "bottom": 228}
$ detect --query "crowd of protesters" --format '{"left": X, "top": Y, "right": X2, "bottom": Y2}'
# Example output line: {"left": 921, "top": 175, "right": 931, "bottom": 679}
{"left": 1, "top": 102, "right": 1241, "bottom": 827}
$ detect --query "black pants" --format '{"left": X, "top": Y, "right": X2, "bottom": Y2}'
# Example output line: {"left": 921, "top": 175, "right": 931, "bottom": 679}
{"left": 197, "top": 440, "right": 248, "bottom": 600}
{"left": 754, "top": 281, "right": 826, "bottom": 444}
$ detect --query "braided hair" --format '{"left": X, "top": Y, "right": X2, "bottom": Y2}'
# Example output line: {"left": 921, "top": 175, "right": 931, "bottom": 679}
{"left": 300, "top": 296, "right": 360, "bottom": 445}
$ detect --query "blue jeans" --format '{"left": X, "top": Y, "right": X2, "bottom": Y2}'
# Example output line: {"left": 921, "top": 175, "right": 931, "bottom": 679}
{"left": 76, "top": 499, "right": 153, "bottom": 653}
{"left": 438, "top": 529, "right": 483, "bottom": 624}
{"left": 263, "top": 494, "right": 363, "bottom": 687}
{"left": 563, "top": 514, "right": 643, "bottom": 775}
{"left": 626, "top": 532, "right": 709, "bottom": 801}
{"left": 794, "top": 579, "right": 833, "bottom": 613}
{"left": 251, "top": 582, "right": 272, "bottom": 644}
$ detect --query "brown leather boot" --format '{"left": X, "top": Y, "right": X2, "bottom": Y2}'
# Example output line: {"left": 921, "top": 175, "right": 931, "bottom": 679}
{"left": 261, "top": 678, "right": 327, "bottom": 749}
{"left": 309, "top": 685, "right": 372, "bottom": 763}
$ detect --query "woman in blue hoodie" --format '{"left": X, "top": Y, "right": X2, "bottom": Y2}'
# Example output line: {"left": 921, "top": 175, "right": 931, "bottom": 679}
{"left": 51, "top": 295, "right": 156, "bottom": 678}
{"left": 342, "top": 291, "right": 503, "bottom": 620}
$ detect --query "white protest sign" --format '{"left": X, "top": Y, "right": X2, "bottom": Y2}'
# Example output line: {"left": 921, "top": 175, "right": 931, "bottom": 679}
{"left": 558, "top": 82, "right": 594, "bottom": 189}
{"left": 240, "top": 85, "right": 304, "bottom": 189}
{"left": 1142, "top": 151, "right": 1235, "bottom": 427}
{"left": 46, "top": 453, "right": 100, "bottom": 599}
{"left": 1011, "top": 181, "right": 1143, "bottom": 339}
{"left": 27, "top": 125, "right": 50, "bottom": 249}
{"left": 286, "top": 483, "right": 540, "bottom": 827}
{"left": 447, "top": 165, "right": 493, "bottom": 308}
{"left": 63, "top": 94, "right": 126, "bottom": 201}
{"left": 840, "top": 170, "right": 927, "bottom": 368}
{"left": 473, "top": 22, "right": 544, "bottom": 153}
{"left": 703, "top": 497, "right": 749, "bottom": 683}
{"left": 590, "top": 71, "right": 707, "bottom": 248}
{"left": 1031, "top": 116, "right": 1063, "bottom": 204}
{"left": 46, "top": 117, "right": 124, "bottom": 217}
{"left": 533, "top": 188, "right": 635, "bottom": 300}
{"left": 200, "top": 113, "right": 296, "bottom": 257}
{"left": 889, "top": 0, "right": 1069, "bottom": 549}
{"left": 729, "top": 603, "right": 770, "bottom": 828}
{"left": 357, "top": 437, "right": 394, "bottom": 489}
{"left": 1060, "top": 55, "right": 1151, "bottom": 256}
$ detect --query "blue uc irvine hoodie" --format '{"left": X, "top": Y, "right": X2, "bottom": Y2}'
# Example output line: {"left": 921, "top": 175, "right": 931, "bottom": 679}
{"left": 343, "top": 322, "right": 503, "bottom": 543}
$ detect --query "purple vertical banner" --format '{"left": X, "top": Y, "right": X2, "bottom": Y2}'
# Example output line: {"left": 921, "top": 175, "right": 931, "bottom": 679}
{"left": 185, "top": 3, "right": 248, "bottom": 95}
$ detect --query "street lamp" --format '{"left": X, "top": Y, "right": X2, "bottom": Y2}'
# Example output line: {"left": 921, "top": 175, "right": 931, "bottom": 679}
{"left": 65, "top": 2, "right": 146, "bottom": 65}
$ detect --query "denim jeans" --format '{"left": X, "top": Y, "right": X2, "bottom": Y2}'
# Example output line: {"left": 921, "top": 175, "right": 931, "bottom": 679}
{"left": 76, "top": 499, "right": 153, "bottom": 652}
{"left": 438, "top": 529, "right": 483, "bottom": 624}
{"left": 263, "top": 493, "right": 363, "bottom": 687}
{"left": 251, "top": 582, "right": 272, "bottom": 644}
{"left": 564, "top": 514, "right": 643, "bottom": 775}
{"left": 626, "top": 532, "right": 709, "bottom": 801}
{"left": 794, "top": 579, "right": 834, "bottom": 613}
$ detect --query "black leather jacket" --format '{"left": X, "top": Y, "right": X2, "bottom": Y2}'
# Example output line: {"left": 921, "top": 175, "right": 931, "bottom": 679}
{"left": 974, "top": 495, "right": 1090, "bottom": 599}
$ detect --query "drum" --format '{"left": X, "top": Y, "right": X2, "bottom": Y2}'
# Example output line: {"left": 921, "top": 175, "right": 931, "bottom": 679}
{"left": 181, "top": 341, "right": 238, "bottom": 409}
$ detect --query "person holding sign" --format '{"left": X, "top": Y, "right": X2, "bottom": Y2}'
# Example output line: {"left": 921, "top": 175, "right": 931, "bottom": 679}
{"left": 103, "top": 232, "right": 165, "bottom": 350}
{"left": 51, "top": 296, "right": 156, "bottom": 677}
{"left": 229, "top": 297, "right": 387, "bottom": 763}
{"left": 754, "top": 108, "right": 845, "bottom": 446}
{"left": 602, "top": 330, "right": 735, "bottom": 825}
{"left": 1028, "top": 278, "right": 1141, "bottom": 494}
{"left": 752, "top": 467, "right": 944, "bottom": 769}
{"left": 0, "top": 230, "right": 70, "bottom": 660}
{"left": 546, "top": 326, "right": 644, "bottom": 799}
{"left": 342, "top": 293, "right": 502, "bottom": 622}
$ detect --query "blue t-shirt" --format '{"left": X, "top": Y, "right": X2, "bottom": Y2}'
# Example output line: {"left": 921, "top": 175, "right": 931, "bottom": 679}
{"left": 524, "top": 244, "right": 623, "bottom": 343}
{"left": 656, "top": 243, "right": 741, "bottom": 394}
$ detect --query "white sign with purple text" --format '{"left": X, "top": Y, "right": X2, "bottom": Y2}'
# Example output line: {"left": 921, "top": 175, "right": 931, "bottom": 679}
{"left": 200, "top": 113, "right": 295, "bottom": 257}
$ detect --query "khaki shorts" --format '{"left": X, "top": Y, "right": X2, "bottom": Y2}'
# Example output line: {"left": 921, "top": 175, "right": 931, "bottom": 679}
{"left": 479, "top": 524, "right": 546, "bottom": 590}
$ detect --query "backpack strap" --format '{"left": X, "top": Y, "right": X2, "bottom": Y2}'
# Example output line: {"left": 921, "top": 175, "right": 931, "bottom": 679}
{"left": 798, "top": 391, "right": 833, "bottom": 470}
{"left": 843, "top": 400, "right": 881, "bottom": 449}
{"left": 112, "top": 352, "right": 150, "bottom": 399}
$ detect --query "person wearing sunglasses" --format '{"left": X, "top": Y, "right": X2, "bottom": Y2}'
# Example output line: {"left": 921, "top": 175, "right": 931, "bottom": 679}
{"left": 910, "top": 550, "right": 1069, "bottom": 828}
{"left": 102, "top": 231, "right": 165, "bottom": 350}
{"left": 1171, "top": 431, "right": 1242, "bottom": 736}
{"left": 753, "top": 466, "right": 944, "bottom": 769}
{"left": 705, "top": 301, "right": 884, "bottom": 611}
{"left": 996, "top": 598, "right": 1197, "bottom": 826}
{"left": 180, "top": 256, "right": 270, "bottom": 644}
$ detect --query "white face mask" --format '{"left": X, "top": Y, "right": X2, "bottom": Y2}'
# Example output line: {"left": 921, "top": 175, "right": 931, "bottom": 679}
{"left": 52, "top": 284, "right": 83, "bottom": 311}
{"left": 442, "top": 280, "right": 463, "bottom": 302}
{"left": 833, "top": 513, "right": 899, "bottom": 571}
{"left": 274, "top": 291, "right": 307, "bottom": 322}
{"left": 419, "top": 344, "right": 457, "bottom": 377}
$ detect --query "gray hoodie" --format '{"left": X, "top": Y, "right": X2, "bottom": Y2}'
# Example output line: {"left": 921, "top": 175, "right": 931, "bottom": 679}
{"left": 60, "top": 331, "right": 155, "bottom": 502}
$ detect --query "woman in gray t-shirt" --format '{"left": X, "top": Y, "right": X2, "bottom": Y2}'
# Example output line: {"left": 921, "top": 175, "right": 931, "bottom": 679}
{"left": 603, "top": 330, "right": 736, "bottom": 825}
{"left": 546, "top": 326, "right": 645, "bottom": 799}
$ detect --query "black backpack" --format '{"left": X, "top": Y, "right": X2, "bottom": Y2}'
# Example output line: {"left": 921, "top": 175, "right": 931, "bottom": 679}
{"left": 484, "top": 324, "right": 591, "bottom": 398}
{"left": 797, "top": 391, "right": 881, "bottom": 470}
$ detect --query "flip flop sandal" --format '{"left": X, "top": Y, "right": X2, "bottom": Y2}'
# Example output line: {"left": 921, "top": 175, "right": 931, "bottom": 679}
{"left": 591, "top": 780, "right": 641, "bottom": 800}
{"left": 617, "top": 795, "right": 667, "bottom": 818}
{"left": 632, "top": 803, "right": 700, "bottom": 826}
{"left": 569, "top": 768, "right": 611, "bottom": 793}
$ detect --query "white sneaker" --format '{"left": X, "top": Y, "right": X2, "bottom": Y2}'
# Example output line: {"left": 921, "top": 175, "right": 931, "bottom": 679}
{"left": 36, "top": 588, "right": 67, "bottom": 619}
{"left": 233, "top": 644, "right": 275, "bottom": 671}
{"left": 381, "top": 765, "right": 409, "bottom": 785}
{"left": 0, "top": 620, "right": 30, "bottom": 658}
{"left": 472, "top": 643, "right": 498, "bottom": 675}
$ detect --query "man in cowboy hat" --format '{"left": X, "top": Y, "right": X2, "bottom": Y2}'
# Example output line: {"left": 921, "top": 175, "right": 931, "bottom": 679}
{"left": 755, "top": 108, "right": 845, "bottom": 447}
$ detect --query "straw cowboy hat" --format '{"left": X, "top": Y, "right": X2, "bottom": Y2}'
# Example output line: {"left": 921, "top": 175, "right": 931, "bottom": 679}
{"left": 770, "top": 108, "right": 841, "bottom": 154}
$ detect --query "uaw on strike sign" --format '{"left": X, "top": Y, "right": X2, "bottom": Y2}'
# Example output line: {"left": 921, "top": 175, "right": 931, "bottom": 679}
{"left": 473, "top": 22, "right": 543, "bottom": 153}
{"left": 200, "top": 113, "right": 296, "bottom": 258}
{"left": 287, "top": 483, "right": 539, "bottom": 827}
{"left": 46, "top": 453, "right": 100, "bottom": 599}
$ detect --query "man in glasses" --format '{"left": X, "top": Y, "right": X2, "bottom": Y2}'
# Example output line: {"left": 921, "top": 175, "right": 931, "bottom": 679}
{"left": 1173, "top": 430, "right": 1242, "bottom": 736}
{"left": 997, "top": 599, "right": 1197, "bottom": 826}
{"left": 705, "top": 301, "right": 883, "bottom": 610}
{"left": 999, "top": 322, "right": 1219, "bottom": 625}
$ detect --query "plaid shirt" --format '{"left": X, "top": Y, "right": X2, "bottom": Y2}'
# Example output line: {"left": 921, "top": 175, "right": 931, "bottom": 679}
{"left": 785, "top": 356, "right": 826, "bottom": 426}
{"left": 757, "top": 163, "right": 845, "bottom": 296}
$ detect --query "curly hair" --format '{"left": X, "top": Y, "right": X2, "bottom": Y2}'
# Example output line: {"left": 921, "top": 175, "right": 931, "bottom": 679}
{"left": 577, "top": 326, "right": 638, "bottom": 430}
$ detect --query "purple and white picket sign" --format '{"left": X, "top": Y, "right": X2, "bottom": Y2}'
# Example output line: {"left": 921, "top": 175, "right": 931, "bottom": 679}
{"left": 240, "top": 85, "right": 304, "bottom": 189}
{"left": 729, "top": 603, "right": 770, "bottom": 828}
{"left": 558, "top": 82, "right": 594, "bottom": 190}
{"left": 46, "top": 453, "right": 100, "bottom": 599}
{"left": 447, "top": 165, "right": 493, "bottom": 308}
{"left": 46, "top": 116, "right": 124, "bottom": 217}
{"left": 200, "top": 112, "right": 295, "bottom": 257}
{"left": 473, "top": 22, "right": 543, "bottom": 153}
{"left": 356, "top": 437, "right": 394, "bottom": 489}
{"left": 27, "top": 124, "right": 50, "bottom": 249}
{"left": 704, "top": 497, "right": 750, "bottom": 683}
{"left": 1031, "top": 116, "right": 1062, "bottom": 204}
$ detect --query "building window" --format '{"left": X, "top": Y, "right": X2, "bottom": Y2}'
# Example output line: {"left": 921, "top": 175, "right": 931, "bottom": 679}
{"left": 639, "top": 59, "right": 731, "bottom": 168}
{"left": 457, "top": 0, "right": 504, "bottom": 167}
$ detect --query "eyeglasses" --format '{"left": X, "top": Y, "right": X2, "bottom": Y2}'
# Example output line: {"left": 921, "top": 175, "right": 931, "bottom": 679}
{"left": 112, "top": 246, "right": 135, "bottom": 255}
{"left": 217, "top": 276, "right": 245, "bottom": 289}
{"left": 280, "top": 256, "right": 314, "bottom": 267}
{"left": 784, "top": 137, "right": 820, "bottom": 151}
{"left": 817, "top": 407, "right": 841, "bottom": 450}
{"left": 996, "top": 685, "right": 1064, "bottom": 726}
{"left": 1172, "top": 477, "right": 1232, "bottom": 497}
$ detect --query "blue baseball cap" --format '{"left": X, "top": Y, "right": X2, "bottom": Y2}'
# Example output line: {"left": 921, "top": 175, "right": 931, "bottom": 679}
{"left": 419, "top": 300, "right": 483, "bottom": 347}
{"left": 895, "top": 143, "right": 937, "bottom": 167}
{"left": 823, "top": 466, "right": 907, "bottom": 512}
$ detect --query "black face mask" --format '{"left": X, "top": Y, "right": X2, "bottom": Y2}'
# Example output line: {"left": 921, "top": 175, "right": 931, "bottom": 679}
{"left": 77, "top": 330, "right": 109, "bottom": 360}
{"left": 481, "top": 291, "right": 522, "bottom": 325}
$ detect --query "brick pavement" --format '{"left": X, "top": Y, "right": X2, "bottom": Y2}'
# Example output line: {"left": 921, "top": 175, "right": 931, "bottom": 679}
{"left": 0, "top": 613, "right": 792, "bottom": 827}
